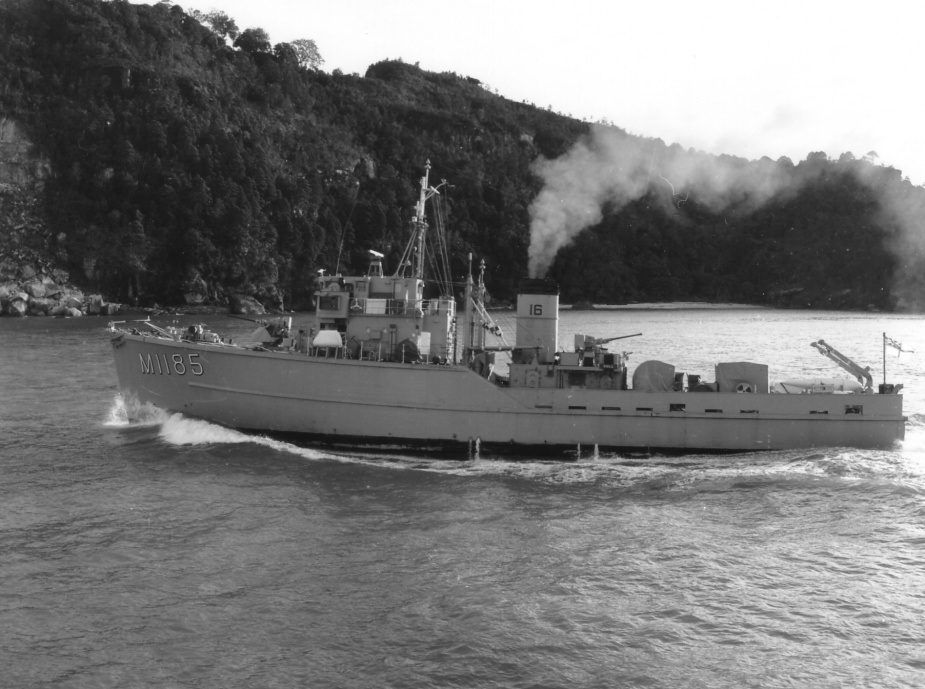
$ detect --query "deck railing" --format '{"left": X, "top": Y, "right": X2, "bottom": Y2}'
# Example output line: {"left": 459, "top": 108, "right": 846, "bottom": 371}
{"left": 309, "top": 339, "right": 455, "bottom": 364}
{"left": 348, "top": 298, "right": 454, "bottom": 316}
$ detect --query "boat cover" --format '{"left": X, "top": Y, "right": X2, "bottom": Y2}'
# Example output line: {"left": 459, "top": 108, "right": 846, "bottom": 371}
{"left": 715, "top": 362, "right": 769, "bottom": 393}
{"left": 632, "top": 360, "right": 676, "bottom": 392}
{"left": 312, "top": 330, "right": 343, "bottom": 347}
{"left": 771, "top": 378, "right": 864, "bottom": 394}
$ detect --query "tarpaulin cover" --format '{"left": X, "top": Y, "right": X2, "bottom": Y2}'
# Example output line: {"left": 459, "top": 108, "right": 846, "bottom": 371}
{"left": 632, "top": 360, "right": 676, "bottom": 392}
{"left": 715, "top": 362, "right": 769, "bottom": 393}
{"left": 248, "top": 326, "right": 273, "bottom": 344}
{"left": 394, "top": 338, "right": 420, "bottom": 363}
{"left": 771, "top": 378, "right": 864, "bottom": 394}
{"left": 312, "top": 330, "right": 343, "bottom": 347}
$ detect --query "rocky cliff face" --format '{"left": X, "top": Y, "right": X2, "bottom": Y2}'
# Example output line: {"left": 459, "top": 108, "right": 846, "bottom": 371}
{"left": 0, "top": 116, "right": 118, "bottom": 317}
{"left": 0, "top": 117, "right": 48, "bottom": 185}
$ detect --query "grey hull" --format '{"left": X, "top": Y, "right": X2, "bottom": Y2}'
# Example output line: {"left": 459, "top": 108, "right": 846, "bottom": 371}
{"left": 110, "top": 332, "right": 906, "bottom": 454}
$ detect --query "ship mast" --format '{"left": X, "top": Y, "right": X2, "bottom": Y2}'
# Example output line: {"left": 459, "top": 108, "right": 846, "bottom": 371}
{"left": 475, "top": 258, "right": 487, "bottom": 350}
{"left": 411, "top": 160, "right": 431, "bottom": 279}
{"left": 464, "top": 253, "right": 474, "bottom": 355}
{"left": 463, "top": 255, "right": 493, "bottom": 363}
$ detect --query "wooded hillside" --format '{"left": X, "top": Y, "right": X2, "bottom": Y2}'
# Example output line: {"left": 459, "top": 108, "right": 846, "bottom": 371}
{"left": 1, "top": 0, "right": 923, "bottom": 311}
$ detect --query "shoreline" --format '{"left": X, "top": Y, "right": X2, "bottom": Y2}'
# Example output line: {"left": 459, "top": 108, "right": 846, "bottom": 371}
{"left": 564, "top": 302, "right": 762, "bottom": 311}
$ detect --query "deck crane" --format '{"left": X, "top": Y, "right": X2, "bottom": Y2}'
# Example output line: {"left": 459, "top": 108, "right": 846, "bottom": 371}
{"left": 810, "top": 340, "right": 873, "bottom": 391}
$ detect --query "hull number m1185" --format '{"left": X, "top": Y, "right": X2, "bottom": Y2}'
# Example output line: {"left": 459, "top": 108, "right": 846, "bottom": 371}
{"left": 140, "top": 352, "right": 203, "bottom": 376}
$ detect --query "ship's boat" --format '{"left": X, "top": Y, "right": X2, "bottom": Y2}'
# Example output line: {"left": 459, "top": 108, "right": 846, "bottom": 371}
{"left": 109, "top": 163, "right": 906, "bottom": 456}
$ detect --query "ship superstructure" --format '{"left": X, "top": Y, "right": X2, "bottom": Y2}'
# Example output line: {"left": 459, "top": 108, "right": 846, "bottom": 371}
{"left": 109, "top": 163, "right": 906, "bottom": 455}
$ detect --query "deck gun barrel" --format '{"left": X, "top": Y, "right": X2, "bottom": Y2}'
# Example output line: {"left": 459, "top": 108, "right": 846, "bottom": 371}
{"left": 594, "top": 333, "right": 643, "bottom": 345}
{"left": 578, "top": 333, "right": 643, "bottom": 348}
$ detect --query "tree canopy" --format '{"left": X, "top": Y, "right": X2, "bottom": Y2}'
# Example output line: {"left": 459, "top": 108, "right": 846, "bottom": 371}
{"left": 0, "top": 0, "right": 923, "bottom": 312}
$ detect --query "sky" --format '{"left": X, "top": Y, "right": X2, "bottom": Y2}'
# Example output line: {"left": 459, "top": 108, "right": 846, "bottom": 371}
{"left": 151, "top": 0, "right": 924, "bottom": 185}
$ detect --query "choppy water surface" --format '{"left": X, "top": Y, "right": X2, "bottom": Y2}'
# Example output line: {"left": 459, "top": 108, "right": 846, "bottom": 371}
{"left": 2, "top": 309, "right": 925, "bottom": 688}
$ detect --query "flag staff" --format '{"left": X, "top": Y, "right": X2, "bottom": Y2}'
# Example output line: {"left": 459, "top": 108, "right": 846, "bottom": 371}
{"left": 882, "top": 333, "right": 913, "bottom": 391}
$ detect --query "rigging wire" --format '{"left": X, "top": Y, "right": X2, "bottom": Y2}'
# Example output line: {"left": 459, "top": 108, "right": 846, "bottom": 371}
{"left": 426, "top": 184, "right": 454, "bottom": 296}
{"left": 334, "top": 182, "right": 361, "bottom": 276}
{"left": 331, "top": 164, "right": 508, "bottom": 295}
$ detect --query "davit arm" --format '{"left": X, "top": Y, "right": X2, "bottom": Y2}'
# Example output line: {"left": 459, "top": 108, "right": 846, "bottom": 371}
{"left": 811, "top": 339, "right": 873, "bottom": 391}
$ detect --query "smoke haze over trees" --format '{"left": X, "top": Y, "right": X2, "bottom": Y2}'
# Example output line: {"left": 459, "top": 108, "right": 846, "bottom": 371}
{"left": 1, "top": 0, "right": 923, "bottom": 312}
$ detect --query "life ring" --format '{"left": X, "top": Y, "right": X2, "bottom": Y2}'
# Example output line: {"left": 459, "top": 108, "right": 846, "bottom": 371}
{"left": 735, "top": 383, "right": 754, "bottom": 393}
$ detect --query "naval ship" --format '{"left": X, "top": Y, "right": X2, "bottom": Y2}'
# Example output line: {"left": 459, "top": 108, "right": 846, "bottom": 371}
{"left": 109, "top": 163, "right": 906, "bottom": 455}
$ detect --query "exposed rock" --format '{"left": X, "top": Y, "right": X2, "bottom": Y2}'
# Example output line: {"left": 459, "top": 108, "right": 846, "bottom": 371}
{"left": 41, "top": 277, "right": 60, "bottom": 296}
{"left": 0, "top": 117, "right": 49, "bottom": 185}
{"left": 64, "top": 306, "right": 83, "bottom": 317}
{"left": 229, "top": 293, "right": 267, "bottom": 315}
{"left": 254, "top": 282, "right": 284, "bottom": 312}
{"left": 6, "top": 297, "right": 26, "bottom": 317}
{"left": 86, "top": 293, "right": 103, "bottom": 315}
{"left": 27, "top": 297, "right": 53, "bottom": 315}
{"left": 210, "top": 284, "right": 229, "bottom": 307}
{"left": 24, "top": 280, "right": 45, "bottom": 298}
{"left": 184, "top": 291, "right": 207, "bottom": 305}
{"left": 0, "top": 122, "right": 98, "bottom": 317}
{"left": 100, "top": 302, "right": 121, "bottom": 316}
{"left": 65, "top": 294, "right": 84, "bottom": 310}
{"left": 182, "top": 269, "right": 210, "bottom": 305}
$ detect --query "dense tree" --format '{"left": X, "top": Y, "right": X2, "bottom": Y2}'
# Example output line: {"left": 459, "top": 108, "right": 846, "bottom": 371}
{"left": 234, "top": 27, "right": 271, "bottom": 53}
{"left": 190, "top": 9, "right": 239, "bottom": 41}
{"left": 289, "top": 38, "right": 324, "bottom": 70}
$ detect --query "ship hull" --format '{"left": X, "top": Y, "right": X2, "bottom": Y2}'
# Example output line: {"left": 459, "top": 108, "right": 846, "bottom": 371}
{"left": 110, "top": 332, "right": 906, "bottom": 455}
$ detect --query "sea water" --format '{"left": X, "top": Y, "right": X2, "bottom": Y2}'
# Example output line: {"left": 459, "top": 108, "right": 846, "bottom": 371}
{"left": 2, "top": 308, "right": 925, "bottom": 688}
